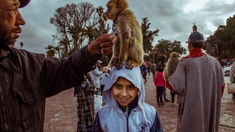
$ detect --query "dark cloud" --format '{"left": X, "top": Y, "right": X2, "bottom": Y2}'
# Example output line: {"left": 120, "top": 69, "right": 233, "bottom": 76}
{"left": 16, "top": 0, "right": 235, "bottom": 54}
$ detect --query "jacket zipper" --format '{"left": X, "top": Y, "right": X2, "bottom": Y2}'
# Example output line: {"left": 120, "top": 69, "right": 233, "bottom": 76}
{"left": 126, "top": 106, "right": 129, "bottom": 132}
{"left": 126, "top": 114, "right": 129, "bottom": 132}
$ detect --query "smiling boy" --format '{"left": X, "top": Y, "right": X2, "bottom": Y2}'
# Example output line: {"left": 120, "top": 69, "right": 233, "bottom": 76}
{"left": 92, "top": 63, "right": 163, "bottom": 132}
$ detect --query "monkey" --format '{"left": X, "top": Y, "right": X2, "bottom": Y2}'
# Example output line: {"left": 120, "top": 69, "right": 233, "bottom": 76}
{"left": 105, "top": 0, "right": 144, "bottom": 69}
{"left": 163, "top": 52, "right": 180, "bottom": 80}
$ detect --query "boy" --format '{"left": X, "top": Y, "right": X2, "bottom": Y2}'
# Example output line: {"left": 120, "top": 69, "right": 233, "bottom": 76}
{"left": 92, "top": 63, "right": 163, "bottom": 132}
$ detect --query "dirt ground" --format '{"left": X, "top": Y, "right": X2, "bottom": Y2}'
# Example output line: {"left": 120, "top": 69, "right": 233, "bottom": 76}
{"left": 44, "top": 74, "right": 235, "bottom": 132}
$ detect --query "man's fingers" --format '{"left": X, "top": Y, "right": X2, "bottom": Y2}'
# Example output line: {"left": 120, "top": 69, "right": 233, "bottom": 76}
{"left": 101, "top": 46, "right": 112, "bottom": 55}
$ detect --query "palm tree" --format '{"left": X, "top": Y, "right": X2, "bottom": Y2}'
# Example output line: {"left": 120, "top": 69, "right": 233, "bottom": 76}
{"left": 83, "top": 25, "right": 99, "bottom": 44}
{"left": 45, "top": 45, "right": 56, "bottom": 58}
{"left": 54, "top": 46, "right": 61, "bottom": 58}
{"left": 59, "top": 37, "right": 72, "bottom": 57}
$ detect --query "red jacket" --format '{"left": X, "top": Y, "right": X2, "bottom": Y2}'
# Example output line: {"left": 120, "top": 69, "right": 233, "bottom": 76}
{"left": 154, "top": 72, "right": 165, "bottom": 87}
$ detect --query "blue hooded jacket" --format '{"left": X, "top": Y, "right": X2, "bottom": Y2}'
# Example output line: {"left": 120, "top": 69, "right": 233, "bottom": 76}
{"left": 92, "top": 63, "right": 163, "bottom": 132}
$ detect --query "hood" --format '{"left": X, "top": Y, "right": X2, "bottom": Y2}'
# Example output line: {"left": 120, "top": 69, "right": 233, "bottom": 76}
{"left": 102, "top": 63, "right": 145, "bottom": 109}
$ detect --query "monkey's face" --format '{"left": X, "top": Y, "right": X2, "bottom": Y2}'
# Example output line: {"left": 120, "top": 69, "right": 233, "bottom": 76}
{"left": 106, "top": 4, "right": 120, "bottom": 20}
{"left": 170, "top": 52, "right": 179, "bottom": 58}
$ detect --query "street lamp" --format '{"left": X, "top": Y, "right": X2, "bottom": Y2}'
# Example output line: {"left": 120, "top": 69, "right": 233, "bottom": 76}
{"left": 152, "top": 48, "right": 156, "bottom": 63}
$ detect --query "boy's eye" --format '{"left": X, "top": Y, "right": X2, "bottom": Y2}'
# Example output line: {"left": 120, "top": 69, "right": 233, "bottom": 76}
{"left": 114, "top": 85, "right": 121, "bottom": 89}
{"left": 128, "top": 85, "right": 136, "bottom": 90}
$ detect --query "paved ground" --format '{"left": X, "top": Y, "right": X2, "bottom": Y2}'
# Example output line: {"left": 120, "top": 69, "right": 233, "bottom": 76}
{"left": 44, "top": 75, "right": 235, "bottom": 132}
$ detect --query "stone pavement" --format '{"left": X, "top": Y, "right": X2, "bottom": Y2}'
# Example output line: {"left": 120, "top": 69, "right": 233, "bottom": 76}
{"left": 43, "top": 75, "right": 235, "bottom": 132}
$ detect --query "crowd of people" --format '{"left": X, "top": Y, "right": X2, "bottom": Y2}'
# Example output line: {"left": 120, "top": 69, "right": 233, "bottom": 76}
{"left": 0, "top": 0, "right": 232, "bottom": 132}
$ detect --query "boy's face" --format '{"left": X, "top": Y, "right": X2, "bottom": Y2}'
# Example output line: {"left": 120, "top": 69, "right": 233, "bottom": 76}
{"left": 111, "top": 77, "right": 139, "bottom": 106}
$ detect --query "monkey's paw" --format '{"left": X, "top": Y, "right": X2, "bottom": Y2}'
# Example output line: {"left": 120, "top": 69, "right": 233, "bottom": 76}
{"left": 126, "top": 61, "right": 139, "bottom": 70}
{"left": 111, "top": 58, "right": 122, "bottom": 70}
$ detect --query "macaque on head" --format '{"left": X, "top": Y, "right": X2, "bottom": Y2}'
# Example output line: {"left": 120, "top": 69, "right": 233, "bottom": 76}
{"left": 105, "top": 0, "right": 144, "bottom": 70}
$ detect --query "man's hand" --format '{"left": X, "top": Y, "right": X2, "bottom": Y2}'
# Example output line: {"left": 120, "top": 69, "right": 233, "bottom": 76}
{"left": 88, "top": 34, "right": 116, "bottom": 56}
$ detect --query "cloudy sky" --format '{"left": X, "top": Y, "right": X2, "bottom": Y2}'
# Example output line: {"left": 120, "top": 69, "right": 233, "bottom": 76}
{"left": 17, "top": 0, "right": 235, "bottom": 54}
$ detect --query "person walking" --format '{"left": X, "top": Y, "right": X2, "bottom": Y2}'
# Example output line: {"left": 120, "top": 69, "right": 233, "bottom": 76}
{"left": 147, "top": 63, "right": 151, "bottom": 75}
{"left": 140, "top": 63, "right": 148, "bottom": 83}
{"left": 157, "top": 55, "right": 170, "bottom": 102}
{"left": 100, "top": 66, "right": 111, "bottom": 95}
{"left": 0, "top": 0, "right": 116, "bottom": 131}
{"left": 154, "top": 68, "right": 165, "bottom": 106}
{"left": 166, "top": 31, "right": 225, "bottom": 132}
{"left": 90, "top": 60, "right": 104, "bottom": 95}
{"left": 150, "top": 63, "right": 156, "bottom": 79}
{"left": 229, "top": 57, "right": 235, "bottom": 100}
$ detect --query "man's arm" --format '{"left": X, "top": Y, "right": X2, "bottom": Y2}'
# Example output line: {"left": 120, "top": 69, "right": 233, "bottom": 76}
{"left": 221, "top": 83, "right": 225, "bottom": 97}
{"left": 166, "top": 81, "right": 173, "bottom": 90}
{"left": 40, "top": 34, "right": 116, "bottom": 97}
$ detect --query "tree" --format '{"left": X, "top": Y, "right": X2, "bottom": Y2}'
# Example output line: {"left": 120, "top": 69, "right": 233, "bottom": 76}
{"left": 58, "top": 37, "right": 72, "bottom": 57}
{"left": 224, "top": 15, "right": 235, "bottom": 58}
{"left": 54, "top": 46, "right": 61, "bottom": 58}
{"left": 95, "top": 6, "right": 110, "bottom": 35}
{"left": 94, "top": 6, "right": 111, "bottom": 63}
{"left": 83, "top": 25, "right": 99, "bottom": 44}
{"left": 155, "top": 39, "right": 171, "bottom": 56}
{"left": 204, "top": 35, "right": 220, "bottom": 57}
{"left": 83, "top": 6, "right": 110, "bottom": 44}
{"left": 141, "top": 17, "right": 159, "bottom": 59}
{"left": 50, "top": 2, "right": 99, "bottom": 57}
{"left": 207, "top": 14, "right": 235, "bottom": 59}
{"left": 152, "top": 39, "right": 186, "bottom": 63}
{"left": 45, "top": 45, "right": 56, "bottom": 58}
{"left": 171, "top": 40, "right": 186, "bottom": 55}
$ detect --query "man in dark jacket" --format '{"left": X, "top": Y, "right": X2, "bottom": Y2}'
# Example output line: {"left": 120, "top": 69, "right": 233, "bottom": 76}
{"left": 0, "top": 0, "right": 116, "bottom": 131}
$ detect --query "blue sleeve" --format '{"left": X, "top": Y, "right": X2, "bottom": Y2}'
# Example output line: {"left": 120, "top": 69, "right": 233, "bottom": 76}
{"left": 92, "top": 113, "right": 104, "bottom": 132}
{"left": 150, "top": 112, "right": 164, "bottom": 132}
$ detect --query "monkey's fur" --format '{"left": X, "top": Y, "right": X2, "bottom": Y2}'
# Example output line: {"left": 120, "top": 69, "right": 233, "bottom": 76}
{"left": 163, "top": 52, "right": 180, "bottom": 80}
{"left": 105, "top": 0, "right": 144, "bottom": 69}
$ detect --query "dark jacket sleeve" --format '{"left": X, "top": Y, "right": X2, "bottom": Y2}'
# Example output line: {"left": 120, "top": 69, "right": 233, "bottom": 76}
{"left": 92, "top": 113, "right": 103, "bottom": 132}
{"left": 40, "top": 46, "right": 102, "bottom": 97}
{"left": 150, "top": 112, "right": 164, "bottom": 132}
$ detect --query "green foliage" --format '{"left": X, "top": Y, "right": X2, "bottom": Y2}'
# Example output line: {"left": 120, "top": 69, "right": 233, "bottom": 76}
{"left": 46, "top": 3, "right": 110, "bottom": 58}
{"left": 151, "top": 39, "right": 186, "bottom": 63}
{"left": 45, "top": 45, "right": 56, "bottom": 58}
{"left": 141, "top": 17, "right": 159, "bottom": 60}
{"left": 205, "top": 14, "right": 235, "bottom": 59}
{"left": 48, "top": 2, "right": 107, "bottom": 57}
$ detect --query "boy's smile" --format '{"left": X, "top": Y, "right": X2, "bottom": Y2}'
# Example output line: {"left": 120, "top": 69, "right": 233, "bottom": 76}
{"left": 111, "top": 77, "right": 139, "bottom": 106}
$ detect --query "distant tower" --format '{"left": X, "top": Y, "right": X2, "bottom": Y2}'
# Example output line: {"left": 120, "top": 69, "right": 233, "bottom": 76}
{"left": 192, "top": 23, "right": 197, "bottom": 33}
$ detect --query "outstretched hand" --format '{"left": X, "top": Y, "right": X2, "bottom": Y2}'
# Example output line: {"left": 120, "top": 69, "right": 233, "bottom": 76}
{"left": 88, "top": 34, "right": 116, "bottom": 56}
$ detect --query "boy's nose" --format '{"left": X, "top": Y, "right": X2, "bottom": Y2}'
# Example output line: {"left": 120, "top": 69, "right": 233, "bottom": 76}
{"left": 121, "top": 88, "right": 128, "bottom": 97}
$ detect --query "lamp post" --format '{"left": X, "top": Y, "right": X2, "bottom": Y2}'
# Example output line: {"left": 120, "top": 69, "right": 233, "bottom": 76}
{"left": 152, "top": 48, "right": 156, "bottom": 63}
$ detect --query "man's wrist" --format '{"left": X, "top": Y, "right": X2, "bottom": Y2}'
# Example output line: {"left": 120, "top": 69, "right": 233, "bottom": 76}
{"left": 84, "top": 46, "right": 102, "bottom": 64}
